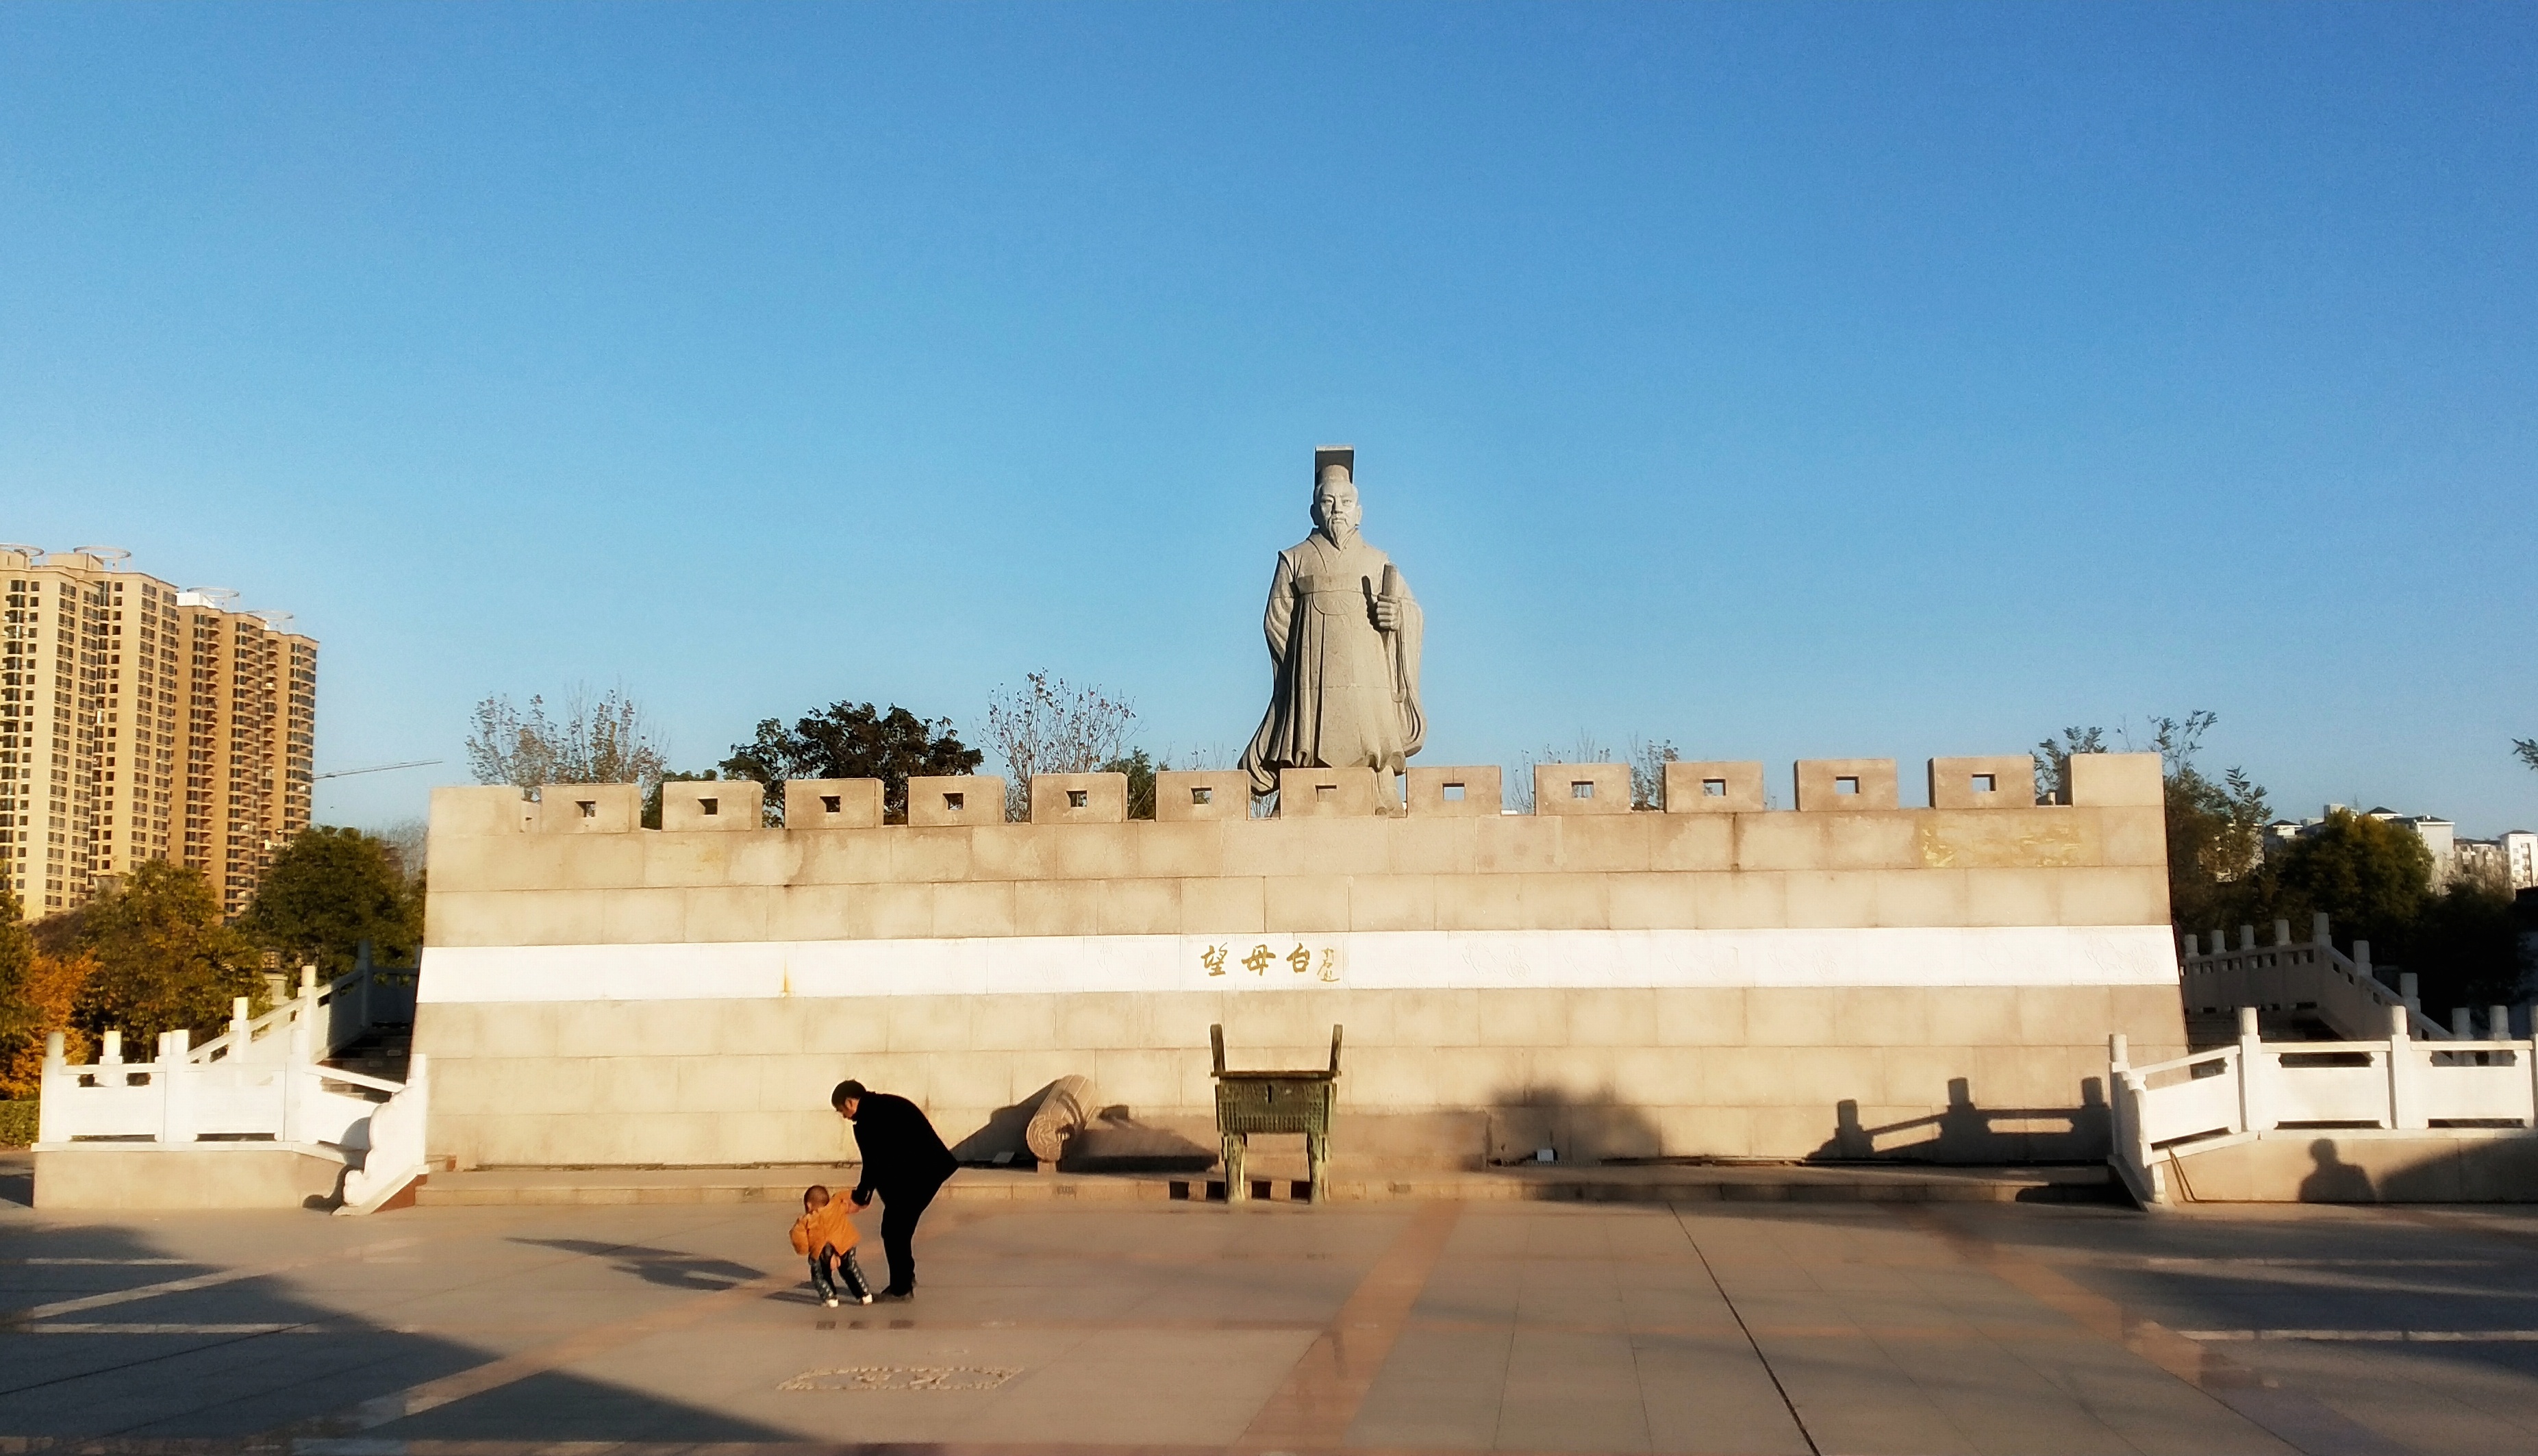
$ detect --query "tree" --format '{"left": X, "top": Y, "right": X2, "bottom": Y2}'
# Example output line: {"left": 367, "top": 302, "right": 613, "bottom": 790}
{"left": 466, "top": 683, "right": 667, "bottom": 794}
{"left": 2254, "top": 808, "right": 2433, "bottom": 955}
{"left": 722, "top": 702, "right": 982, "bottom": 825}
{"left": 2516, "top": 738, "right": 2538, "bottom": 773}
{"left": 985, "top": 673, "right": 1135, "bottom": 819}
{"left": 2035, "top": 712, "right": 2269, "bottom": 936}
{"left": 1101, "top": 749, "right": 1160, "bottom": 820}
{"left": 239, "top": 827, "right": 423, "bottom": 979}
{"left": 2390, "top": 879, "right": 2522, "bottom": 1017}
{"left": 0, "top": 942, "right": 96, "bottom": 1099}
{"left": 73, "top": 862, "right": 262, "bottom": 1046}
{"left": 2032, "top": 727, "right": 2108, "bottom": 803}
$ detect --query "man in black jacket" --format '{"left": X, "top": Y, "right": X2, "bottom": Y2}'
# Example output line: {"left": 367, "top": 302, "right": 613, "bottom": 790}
{"left": 833, "top": 1079, "right": 958, "bottom": 1299}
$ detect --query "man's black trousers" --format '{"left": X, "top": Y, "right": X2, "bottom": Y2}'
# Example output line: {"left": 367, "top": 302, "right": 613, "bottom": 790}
{"left": 877, "top": 1177, "right": 944, "bottom": 1294}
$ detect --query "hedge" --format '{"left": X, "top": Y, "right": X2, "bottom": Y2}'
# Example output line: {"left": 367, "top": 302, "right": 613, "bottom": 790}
{"left": 0, "top": 1101, "right": 36, "bottom": 1148}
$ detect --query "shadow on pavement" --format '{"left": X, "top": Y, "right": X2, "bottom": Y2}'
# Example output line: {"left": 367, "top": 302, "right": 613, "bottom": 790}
{"left": 0, "top": 1218, "right": 801, "bottom": 1444}
{"left": 0, "top": 1152, "right": 31, "bottom": 1210}
{"left": 507, "top": 1237, "right": 763, "bottom": 1292}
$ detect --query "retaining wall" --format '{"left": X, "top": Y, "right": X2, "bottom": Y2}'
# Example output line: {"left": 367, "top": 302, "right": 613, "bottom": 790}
{"left": 416, "top": 753, "right": 2186, "bottom": 1170}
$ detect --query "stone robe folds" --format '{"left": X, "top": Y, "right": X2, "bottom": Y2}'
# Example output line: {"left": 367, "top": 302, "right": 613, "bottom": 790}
{"left": 1240, "top": 532, "right": 1424, "bottom": 796}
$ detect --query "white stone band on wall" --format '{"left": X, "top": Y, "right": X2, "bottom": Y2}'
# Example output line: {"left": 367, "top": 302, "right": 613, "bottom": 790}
{"left": 419, "top": 924, "right": 2178, "bottom": 1003}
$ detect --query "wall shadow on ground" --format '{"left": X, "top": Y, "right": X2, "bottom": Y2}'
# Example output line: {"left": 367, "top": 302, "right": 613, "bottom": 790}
{"left": 1810, "top": 1077, "right": 2113, "bottom": 1164}
{"left": 0, "top": 1219, "right": 807, "bottom": 1442}
{"left": 1481, "top": 1085, "right": 1669, "bottom": 1167}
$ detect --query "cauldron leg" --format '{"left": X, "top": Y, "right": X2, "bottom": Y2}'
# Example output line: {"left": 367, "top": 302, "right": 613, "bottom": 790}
{"left": 1306, "top": 1131, "right": 1328, "bottom": 1203}
{"left": 1222, "top": 1132, "right": 1247, "bottom": 1202}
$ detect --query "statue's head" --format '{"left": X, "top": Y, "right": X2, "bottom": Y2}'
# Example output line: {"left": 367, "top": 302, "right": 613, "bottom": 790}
{"left": 1312, "top": 462, "right": 1361, "bottom": 547}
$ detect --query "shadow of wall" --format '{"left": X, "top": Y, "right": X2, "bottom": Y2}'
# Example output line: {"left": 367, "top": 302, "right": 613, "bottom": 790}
{"left": 1810, "top": 1076, "right": 2113, "bottom": 1164}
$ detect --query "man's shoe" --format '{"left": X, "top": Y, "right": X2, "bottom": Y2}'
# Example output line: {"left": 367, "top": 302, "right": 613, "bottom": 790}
{"left": 822, "top": 1295, "right": 840, "bottom": 1307}
{"left": 877, "top": 1288, "right": 914, "bottom": 1301}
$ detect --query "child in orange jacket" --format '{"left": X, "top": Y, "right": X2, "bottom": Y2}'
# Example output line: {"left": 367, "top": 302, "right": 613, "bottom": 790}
{"left": 790, "top": 1184, "right": 872, "bottom": 1307}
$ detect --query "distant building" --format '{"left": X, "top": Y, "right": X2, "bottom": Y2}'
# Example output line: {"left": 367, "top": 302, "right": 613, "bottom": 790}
{"left": 2457, "top": 829, "right": 2538, "bottom": 892}
{"left": 1, "top": 546, "right": 316, "bottom": 920}
{"left": 2264, "top": 805, "right": 2535, "bottom": 892}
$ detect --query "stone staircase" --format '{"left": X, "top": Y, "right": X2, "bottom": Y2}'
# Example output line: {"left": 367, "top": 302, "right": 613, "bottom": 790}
{"left": 2184, "top": 1005, "right": 2342, "bottom": 1050}
{"left": 325, "top": 1026, "right": 412, "bottom": 1083}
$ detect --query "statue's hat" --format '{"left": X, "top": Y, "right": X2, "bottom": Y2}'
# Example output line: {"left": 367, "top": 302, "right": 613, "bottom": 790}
{"left": 1313, "top": 444, "right": 1355, "bottom": 484}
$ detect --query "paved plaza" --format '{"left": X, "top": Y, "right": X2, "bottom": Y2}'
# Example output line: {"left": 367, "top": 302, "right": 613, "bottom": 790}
{"left": 8, "top": 1156, "right": 2538, "bottom": 1455}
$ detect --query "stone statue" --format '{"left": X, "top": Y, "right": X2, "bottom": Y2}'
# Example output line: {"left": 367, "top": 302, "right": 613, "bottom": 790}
{"left": 1240, "top": 447, "right": 1425, "bottom": 798}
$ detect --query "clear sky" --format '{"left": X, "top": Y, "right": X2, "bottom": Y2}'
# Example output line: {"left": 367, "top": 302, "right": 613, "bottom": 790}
{"left": 4, "top": 4, "right": 2533, "bottom": 836}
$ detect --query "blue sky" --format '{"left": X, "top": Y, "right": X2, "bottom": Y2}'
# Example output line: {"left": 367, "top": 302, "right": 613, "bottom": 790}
{"left": 4, "top": 4, "right": 2533, "bottom": 834}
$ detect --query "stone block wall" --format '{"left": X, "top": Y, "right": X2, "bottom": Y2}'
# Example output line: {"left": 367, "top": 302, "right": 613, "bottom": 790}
{"left": 415, "top": 753, "right": 2185, "bottom": 1170}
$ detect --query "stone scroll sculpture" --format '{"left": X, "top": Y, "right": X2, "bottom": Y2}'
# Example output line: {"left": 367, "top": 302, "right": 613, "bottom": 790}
{"left": 1240, "top": 446, "right": 1425, "bottom": 798}
{"left": 1025, "top": 1075, "right": 1098, "bottom": 1166}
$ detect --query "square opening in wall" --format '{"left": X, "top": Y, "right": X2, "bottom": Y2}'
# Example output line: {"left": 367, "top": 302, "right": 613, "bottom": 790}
{"left": 1443, "top": 782, "right": 1465, "bottom": 801}
{"left": 944, "top": 792, "right": 965, "bottom": 811}
{"left": 1316, "top": 783, "right": 1335, "bottom": 801}
{"left": 1703, "top": 778, "right": 1727, "bottom": 796}
{"left": 1067, "top": 789, "right": 1088, "bottom": 809}
{"left": 1192, "top": 786, "right": 1213, "bottom": 805}
{"left": 577, "top": 800, "right": 597, "bottom": 818}
{"left": 820, "top": 794, "right": 842, "bottom": 814}
{"left": 1572, "top": 781, "right": 1594, "bottom": 799}
{"left": 700, "top": 798, "right": 719, "bottom": 816}
{"left": 1835, "top": 777, "right": 1859, "bottom": 796}
{"left": 1970, "top": 774, "right": 1996, "bottom": 793}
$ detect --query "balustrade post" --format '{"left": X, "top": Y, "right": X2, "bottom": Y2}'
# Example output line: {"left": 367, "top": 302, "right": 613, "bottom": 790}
{"left": 2236, "top": 1008, "right": 2265, "bottom": 1133}
{"left": 2491, "top": 1006, "right": 2511, "bottom": 1040}
{"left": 2183, "top": 933, "right": 2199, "bottom": 959}
{"left": 2387, "top": 1004, "right": 2426, "bottom": 1131}
{"left": 228, "top": 996, "right": 251, "bottom": 1057}
{"left": 2453, "top": 1007, "right": 2474, "bottom": 1038}
{"left": 2274, "top": 919, "right": 2291, "bottom": 946}
{"left": 2313, "top": 911, "right": 2332, "bottom": 946}
{"left": 37, "top": 1031, "right": 66, "bottom": 1144}
{"left": 159, "top": 1029, "right": 195, "bottom": 1144}
{"left": 2239, "top": 924, "right": 2257, "bottom": 952}
{"left": 2398, "top": 969, "right": 2417, "bottom": 1015}
{"left": 101, "top": 1029, "right": 123, "bottom": 1088}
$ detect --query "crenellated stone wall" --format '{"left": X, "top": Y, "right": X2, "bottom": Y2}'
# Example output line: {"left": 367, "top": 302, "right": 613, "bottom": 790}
{"left": 415, "top": 753, "right": 2185, "bottom": 1171}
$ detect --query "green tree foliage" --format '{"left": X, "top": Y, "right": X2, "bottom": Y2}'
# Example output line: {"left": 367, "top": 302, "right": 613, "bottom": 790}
{"left": 2516, "top": 738, "right": 2538, "bottom": 773}
{"left": 239, "top": 827, "right": 423, "bottom": 979}
{"left": 2391, "top": 880, "right": 2524, "bottom": 1014}
{"left": 0, "top": 884, "right": 40, "bottom": 1088}
{"left": 1101, "top": 749, "right": 1159, "bottom": 820}
{"left": 2256, "top": 808, "right": 2434, "bottom": 951}
{"left": 73, "top": 862, "right": 262, "bottom": 1045}
{"left": 722, "top": 702, "right": 982, "bottom": 825}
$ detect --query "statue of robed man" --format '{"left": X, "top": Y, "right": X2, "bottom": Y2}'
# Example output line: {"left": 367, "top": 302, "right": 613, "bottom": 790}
{"left": 1240, "top": 447, "right": 1425, "bottom": 798}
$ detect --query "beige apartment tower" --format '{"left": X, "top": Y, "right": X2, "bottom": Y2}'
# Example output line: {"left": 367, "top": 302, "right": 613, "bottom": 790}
{"left": 0, "top": 547, "right": 316, "bottom": 920}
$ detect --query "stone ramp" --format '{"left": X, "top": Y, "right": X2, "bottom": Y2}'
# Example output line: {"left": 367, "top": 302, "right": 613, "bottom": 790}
{"left": 414, "top": 1159, "right": 2118, "bottom": 1207}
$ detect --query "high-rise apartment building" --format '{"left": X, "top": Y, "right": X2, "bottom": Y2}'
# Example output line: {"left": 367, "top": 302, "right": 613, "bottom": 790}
{"left": 0, "top": 546, "right": 316, "bottom": 920}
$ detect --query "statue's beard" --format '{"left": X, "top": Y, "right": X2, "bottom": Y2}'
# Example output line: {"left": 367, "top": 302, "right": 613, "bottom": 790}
{"left": 1321, "top": 518, "right": 1358, "bottom": 548}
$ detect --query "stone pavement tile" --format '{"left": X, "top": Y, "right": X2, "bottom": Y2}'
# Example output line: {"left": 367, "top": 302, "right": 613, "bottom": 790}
{"left": 1629, "top": 1331, "right": 1810, "bottom": 1456}
{"left": 0, "top": 1329, "right": 486, "bottom": 1438}
{"left": 2001, "top": 1333, "right": 2298, "bottom": 1456}
{"left": 1492, "top": 1329, "right": 1653, "bottom": 1453}
{"left": 2225, "top": 1342, "right": 2538, "bottom": 1456}
{"left": 1872, "top": 1327, "right": 2143, "bottom": 1456}
{"left": 1413, "top": 1255, "right": 1523, "bottom": 1326}
{"left": 1345, "top": 1327, "right": 1509, "bottom": 1448}
{"left": 1750, "top": 1332, "right": 1979, "bottom": 1456}
{"left": 955, "top": 1329, "right": 1320, "bottom": 1445}
{"left": 112, "top": 1341, "right": 508, "bottom": 1439}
